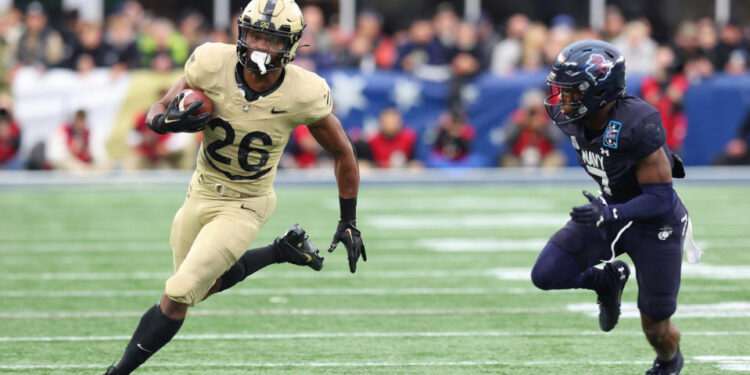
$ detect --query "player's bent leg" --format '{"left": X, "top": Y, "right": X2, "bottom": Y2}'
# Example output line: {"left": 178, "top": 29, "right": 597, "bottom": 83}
{"left": 531, "top": 240, "right": 614, "bottom": 291}
{"left": 534, "top": 221, "right": 631, "bottom": 331}
{"left": 531, "top": 241, "right": 587, "bottom": 290}
{"left": 166, "top": 211, "right": 266, "bottom": 305}
{"left": 104, "top": 294, "right": 186, "bottom": 375}
{"left": 216, "top": 224, "right": 323, "bottom": 293}
{"left": 642, "top": 312, "right": 682, "bottom": 375}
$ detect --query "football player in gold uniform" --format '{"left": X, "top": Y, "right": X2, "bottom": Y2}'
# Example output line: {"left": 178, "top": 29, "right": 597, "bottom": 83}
{"left": 104, "top": 1, "right": 364, "bottom": 373}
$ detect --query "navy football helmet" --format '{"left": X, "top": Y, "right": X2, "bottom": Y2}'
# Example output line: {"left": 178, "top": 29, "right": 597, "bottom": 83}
{"left": 544, "top": 40, "right": 626, "bottom": 124}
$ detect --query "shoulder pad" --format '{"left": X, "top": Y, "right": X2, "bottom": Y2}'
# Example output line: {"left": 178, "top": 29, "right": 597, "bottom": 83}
{"left": 187, "top": 43, "right": 234, "bottom": 74}
{"left": 286, "top": 65, "right": 330, "bottom": 104}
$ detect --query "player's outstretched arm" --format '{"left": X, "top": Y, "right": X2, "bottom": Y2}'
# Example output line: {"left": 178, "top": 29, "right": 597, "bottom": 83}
{"left": 146, "top": 77, "right": 209, "bottom": 134}
{"left": 308, "top": 113, "right": 366, "bottom": 273}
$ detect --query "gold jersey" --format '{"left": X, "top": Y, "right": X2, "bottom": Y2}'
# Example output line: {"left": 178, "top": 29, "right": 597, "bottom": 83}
{"left": 184, "top": 42, "right": 332, "bottom": 196}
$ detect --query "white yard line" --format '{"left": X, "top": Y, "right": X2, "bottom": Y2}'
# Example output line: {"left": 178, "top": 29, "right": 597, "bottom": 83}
{"left": 4, "top": 263, "right": 750, "bottom": 281}
{"left": 0, "top": 287, "right": 542, "bottom": 298}
{"left": 417, "top": 238, "right": 547, "bottom": 252}
{"left": 0, "top": 308, "right": 564, "bottom": 319}
{"left": 3, "top": 330, "right": 750, "bottom": 343}
{"left": 0, "top": 359, "right": 658, "bottom": 370}
{"left": 0, "top": 287, "right": 543, "bottom": 298}
{"left": 567, "top": 301, "right": 750, "bottom": 318}
{"left": 0, "top": 270, "right": 500, "bottom": 280}
{"left": 0, "top": 284, "right": 746, "bottom": 299}
{"left": 0, "top": 241, "right": 166, "bottom": 252}
{"left": 367, "top": 214, "right": 568, "bottom": 229}
{"left": 5, "top": 301, "right": 750, "bottom": 320}
{"left": 1, "top": 238, "right": 747, "bottom": 255}
{"left": 695, "top": 357, "right": 750, "bottom": 372}
{"left": 341, "top": 197, "right": 555, "bottom": 211}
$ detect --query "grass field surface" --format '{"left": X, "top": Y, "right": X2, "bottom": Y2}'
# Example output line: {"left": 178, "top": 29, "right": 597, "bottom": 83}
{"left": 1, "top": 182, "right": 749, "bottom": 374}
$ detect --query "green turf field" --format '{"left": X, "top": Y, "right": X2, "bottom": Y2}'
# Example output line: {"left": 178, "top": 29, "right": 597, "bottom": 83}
{"left": 1, "top": 183, "right": 749, "bottom": 374}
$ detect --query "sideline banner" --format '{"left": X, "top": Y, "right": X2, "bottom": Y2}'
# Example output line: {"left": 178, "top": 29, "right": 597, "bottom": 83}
{"left": 11, "top": 67, "right": 749, "bottom": 166}
{"left": 11, "top": 67, "right": 182, "bottom": 166}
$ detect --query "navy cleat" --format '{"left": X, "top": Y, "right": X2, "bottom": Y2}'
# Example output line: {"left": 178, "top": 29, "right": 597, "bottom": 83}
{"left": 274, "top": 224, "right": 324, "bottom": 271}
{"left": 597, "top": 260, "right": 630, "bottom": 332}
{"left": 103, "top": 366, "right": 120, "bottom": 375}
{"left": 645, "top": 349, "right": 683, "bottom": 375}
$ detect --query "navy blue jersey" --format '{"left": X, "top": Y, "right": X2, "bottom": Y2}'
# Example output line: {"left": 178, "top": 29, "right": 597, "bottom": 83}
{"left": 557, "top": 95, "right": 679, "bottom": 204}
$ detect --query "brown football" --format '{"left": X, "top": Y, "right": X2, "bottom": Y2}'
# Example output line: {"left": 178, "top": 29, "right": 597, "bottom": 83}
{"left": 178, "top": 88, "right": 213, "bottom": 117}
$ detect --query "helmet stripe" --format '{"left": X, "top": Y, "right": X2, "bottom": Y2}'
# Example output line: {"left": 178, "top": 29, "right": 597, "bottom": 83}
{"left": 260, "top": 0, "right": 278, "bottom": 22}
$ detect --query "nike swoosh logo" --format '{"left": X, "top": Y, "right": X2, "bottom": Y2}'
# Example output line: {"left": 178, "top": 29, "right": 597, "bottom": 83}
{"left": 345, "top": 228, "right": 353, "bottom": 242}
{"left": 303, "top": 253, "right": 312, "bottom": 262}
{"left": 164, "top": 117, "right": 180, "bottom": 124}
{"left": 271, "top": 107, "right": 287, "bottom": 114}
{"left": 136, "top": 343, "right": 154, "bottom": 353}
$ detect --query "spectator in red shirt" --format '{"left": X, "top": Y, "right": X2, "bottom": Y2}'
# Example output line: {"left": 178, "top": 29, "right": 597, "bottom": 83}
{"left": 0, "top": 108, "right": 20, "bottom": 167}
{"left": 499, "top": 89, "right": 565, "bottom": 168}
{"left": 431, "top": 107, "right": 475, "bottom": 161}
{"left": 367, "top": 107, "right": 419, "bottom": 168}
{"left": 641, "top": 46, "right": 689, "bottom": 153}
{"left": 47, "top": 109, "right": 94, "bottom": 171}
{"left": 126, "top": 90, "right": 197, "bottom": 169}
{"left": 285, "top": 125, "right": 324, "bottom": 168}
{"left": 127, "top": 112, "right": 191, "bottom": 169}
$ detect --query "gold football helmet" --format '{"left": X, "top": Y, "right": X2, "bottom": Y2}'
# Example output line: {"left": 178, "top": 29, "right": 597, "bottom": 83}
{"left": 237, "top": 0, "right": 305, "bottom": 74}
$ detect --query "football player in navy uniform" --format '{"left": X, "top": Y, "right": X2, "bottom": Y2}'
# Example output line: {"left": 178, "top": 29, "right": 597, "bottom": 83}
{"left": 530, "top": 40, "right": 701, "bottom": 375}
{"left": 103, "top": 1, "right": 365, "bottom": 374}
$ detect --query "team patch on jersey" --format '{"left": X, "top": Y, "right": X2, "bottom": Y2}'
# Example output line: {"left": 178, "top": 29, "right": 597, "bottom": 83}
{"left": 603, "top": 121, "right": 622, "bottom": 149}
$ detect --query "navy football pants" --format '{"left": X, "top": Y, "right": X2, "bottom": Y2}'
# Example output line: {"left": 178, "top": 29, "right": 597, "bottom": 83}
{"left": 533, "top": 199, "right": 688, "bottom": 321}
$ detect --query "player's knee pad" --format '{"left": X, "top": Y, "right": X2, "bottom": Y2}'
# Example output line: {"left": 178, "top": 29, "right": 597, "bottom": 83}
{"left": 165, "top": 271, "right": 204, "bottom": 306}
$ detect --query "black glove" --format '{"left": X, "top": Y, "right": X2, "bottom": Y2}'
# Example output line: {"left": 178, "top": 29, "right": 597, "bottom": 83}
{"left": 148, "top": 92, "right": 209, "bottom": 134}
{"left": 328, "top": 220, "right": 366, "bottom": 273}
{"left": 571, "top": 190, "right": 615, "bottom": 227}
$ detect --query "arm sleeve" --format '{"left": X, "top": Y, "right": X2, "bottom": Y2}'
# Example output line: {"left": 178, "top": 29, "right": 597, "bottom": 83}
{"left": 609, "top": 182, "right": 676, "bottom": 221}
{"left": 629, "top": 112, "right": 667, "bottom": 160}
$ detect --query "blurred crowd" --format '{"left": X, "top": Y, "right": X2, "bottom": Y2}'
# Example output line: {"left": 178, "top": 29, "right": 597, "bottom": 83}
{"left": 1, "top": 1, "right": 750, "bottom": 171}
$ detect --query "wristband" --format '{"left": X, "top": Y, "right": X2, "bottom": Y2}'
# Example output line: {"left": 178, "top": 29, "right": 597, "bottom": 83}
{"left": 339, "top": 197, "right": 357, "bottom": 221}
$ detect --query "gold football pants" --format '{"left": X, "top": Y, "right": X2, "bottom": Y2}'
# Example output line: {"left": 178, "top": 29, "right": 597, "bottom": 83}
{"left": 165, "top": 173, "right": 276, "bottom": 306}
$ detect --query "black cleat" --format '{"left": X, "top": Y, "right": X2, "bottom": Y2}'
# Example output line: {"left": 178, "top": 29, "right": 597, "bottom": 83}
{"left": 103, "top": 366, "right": 120, "bottom": 375}
{"left": 597, "top": 260, "right": 630, "bottom": 332}
{"left": 274, "top": 224, "right": 324, "bottom": 271}
{"left": 645, "top": 349, "right": 683, "bottom": 375}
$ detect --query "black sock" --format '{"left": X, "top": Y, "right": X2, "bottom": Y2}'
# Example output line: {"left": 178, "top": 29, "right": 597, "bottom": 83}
{"left": 659, "top": 347, "right": 682, "bottom": 367}
{"left": 575, "top": 267, "right": 611, "bottom": 293}
{"left": 219, "top": 244, "right": 278, "bottom": 291}
{"left": 114, "top": 303, "right": 184, "bottom": 374}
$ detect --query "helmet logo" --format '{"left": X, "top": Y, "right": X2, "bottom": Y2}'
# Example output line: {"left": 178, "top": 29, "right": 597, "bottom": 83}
{"left": 260, "top": 21, "right": 270, "bottom": 29}
{"left": 585, "top": 54, "right": 613, "bottom": 81}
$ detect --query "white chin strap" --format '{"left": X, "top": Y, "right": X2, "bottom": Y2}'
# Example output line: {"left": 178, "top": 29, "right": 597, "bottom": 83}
{"left": 250, "top": 51, "right": 271, "bottom": 75}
